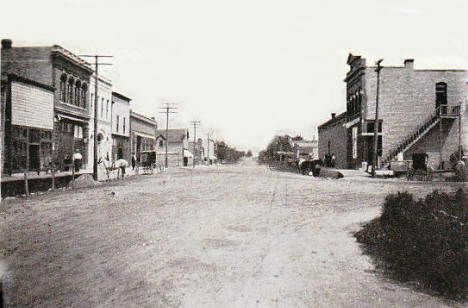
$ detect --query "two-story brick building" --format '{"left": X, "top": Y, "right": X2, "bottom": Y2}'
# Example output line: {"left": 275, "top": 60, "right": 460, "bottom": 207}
{"left": 319, "top": 53, "right": 466, "bottom": 170}
{"left": 130, "top": 110, "right": 157, "bottom": 164}
{"left": 1, "top": 39, "right": 93, "bottom": 171}
{"left": 111, "top": 92, "right": 131, "bottom": 162}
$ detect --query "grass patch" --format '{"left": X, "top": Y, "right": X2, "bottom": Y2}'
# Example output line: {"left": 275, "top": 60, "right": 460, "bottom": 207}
{"left": 355, "top": 189, "right": 468, "bottom": 300}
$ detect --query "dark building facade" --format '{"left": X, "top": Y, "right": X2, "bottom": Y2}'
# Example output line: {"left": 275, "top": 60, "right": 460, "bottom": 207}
{"left": 130, "top": 110, "right": 157, "bottom": 163}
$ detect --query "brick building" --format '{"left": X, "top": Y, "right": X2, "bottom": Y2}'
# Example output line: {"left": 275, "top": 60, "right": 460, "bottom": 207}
{"left": 88, "top": 74, "right": 113, "bottom": 167}
{"left": 318, "top": 112, "right": 348, "bottom": 169}
{"left": 1, "top": 39, "right": 93, "bottom": 171}
{"left": 155, "top": 128, "right": 190, "bottom": 167}
{"left": 318, "top": 53, "right": 466, "bottom": 170}
{"left": 130, "top": 110, "right": 157, "bottom": 163}
{"left": 111, "top": 92, "right": 131, "bottom": 162}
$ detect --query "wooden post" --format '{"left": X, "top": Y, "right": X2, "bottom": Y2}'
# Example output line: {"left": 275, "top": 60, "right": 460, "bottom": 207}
{"left": 71, "top": 165, "right": 75, "bottom": 188}
{"left": 51, "top": 168, "right": 56, "bottom": 190}
{"left": 24, "top": 170, "right": 29, "bottom": 197}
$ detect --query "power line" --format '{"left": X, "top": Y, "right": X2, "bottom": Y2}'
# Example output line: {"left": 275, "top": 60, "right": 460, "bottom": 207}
{"left": 159, "top": 103, "right": 178, "bottom": 168}
{"left": 79, "top": 54, "right": 113, "bottom": 180}
{"left": 191, "top": 120, "right": 201, "bottom": 168}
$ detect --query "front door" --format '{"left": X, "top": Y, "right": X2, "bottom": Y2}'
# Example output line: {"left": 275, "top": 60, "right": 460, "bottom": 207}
{"left": 29, "top": 144, "right": 40, "bottom": 171}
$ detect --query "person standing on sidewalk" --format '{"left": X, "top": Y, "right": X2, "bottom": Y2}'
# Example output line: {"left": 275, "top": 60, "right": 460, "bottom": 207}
{"left": 73, "top": 150, "right": 83, "bottom": 172}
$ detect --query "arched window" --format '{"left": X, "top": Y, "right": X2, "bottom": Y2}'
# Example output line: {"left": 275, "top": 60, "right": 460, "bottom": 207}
{"left": 436, "top": 82, "right": 447, "bottom": 108}
{"left": 60, "top": 74, "right": 67, "bottom": 102}
{"left": 81, "top": 84, "right": 87, "bottom": 108}
{"left": 75, "top": 80, "right": 81, "bottom": 106}
{"left": 67, "top": 78, "right": 74, "bottom": 104}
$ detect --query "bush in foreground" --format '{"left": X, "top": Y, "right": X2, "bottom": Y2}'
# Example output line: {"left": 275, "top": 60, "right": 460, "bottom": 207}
{"left": 355, "top": 189, "right": 468, "bottom": 299}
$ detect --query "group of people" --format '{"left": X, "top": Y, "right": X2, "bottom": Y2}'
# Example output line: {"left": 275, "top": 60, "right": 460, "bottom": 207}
{"left": 324, "top": 153, "right": 336, "bottom": 168}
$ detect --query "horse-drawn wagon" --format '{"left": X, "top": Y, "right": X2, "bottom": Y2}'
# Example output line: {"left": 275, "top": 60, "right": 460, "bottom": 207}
{"left": 138, "top": 150, "right": 159, "bottom": 174}
{"left": 406, "top": 153, "right": 433, "bottom": 181}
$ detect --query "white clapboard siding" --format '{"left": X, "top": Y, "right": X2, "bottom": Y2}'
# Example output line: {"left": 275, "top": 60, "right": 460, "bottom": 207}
{"left": 11, "top": 81, "right": 54, "bottom": 130}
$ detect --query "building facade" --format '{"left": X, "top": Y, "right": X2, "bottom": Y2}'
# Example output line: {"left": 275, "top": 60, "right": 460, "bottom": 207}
{"left": 1, "top": 74, "right": 55, "bottom": 174}
{"left": 319, "top": 53, "right": 466, "bottom": 170}
{"left": 130, "top": 110, "right": 157, "bottom": 163}
{"left": 155, "top": 128, "right": 190, "bottom": 167}
{"left": 87, "top": 74, "right": 113, "bottom": 169}
{"left": 188, "top": 138, "right": 205, "bottom": 165}
{"left": 111, "top": 92, "right": 131, "bottom": 162}
{"left": 1, "top": 39, "right": 93, "bottom": 172}
{"left": 318, "top": 112, "right": 347, "bottom": 168}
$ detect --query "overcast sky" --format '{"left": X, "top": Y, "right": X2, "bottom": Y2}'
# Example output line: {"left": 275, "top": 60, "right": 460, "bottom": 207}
{"left": 2, "top": 0, "right": 468, "bottom": 154}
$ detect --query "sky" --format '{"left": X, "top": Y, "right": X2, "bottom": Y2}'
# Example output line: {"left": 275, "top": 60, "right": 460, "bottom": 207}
{"left": 2, "top": 0, "right": 468, "bottom": 154}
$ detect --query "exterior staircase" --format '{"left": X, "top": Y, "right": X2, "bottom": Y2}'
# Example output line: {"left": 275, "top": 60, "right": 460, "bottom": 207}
{"left": 381, "top": 105, "right": 460, "bottom": 167}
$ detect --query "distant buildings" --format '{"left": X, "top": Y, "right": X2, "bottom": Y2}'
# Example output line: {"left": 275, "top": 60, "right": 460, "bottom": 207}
{"left": 318, "top": 53, "right": 467, "bottom": 170}
{"left": 188, "top": 138, "right": 205, "bottom": 165}
{"left": 130, "top": 111, "right": 157, "bottom": 164}
{"left": 292, "top": 138, "right": 319, "bottom": 160}
{"left": 111, "top": 92, "right": 131, "bottom": 162}
{"left": 155, "top": 128, "right": 190, "bottom": 167}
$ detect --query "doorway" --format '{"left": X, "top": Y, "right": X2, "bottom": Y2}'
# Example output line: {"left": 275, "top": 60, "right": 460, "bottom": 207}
{"left": 436, "top": 82, "right": 447, "bottom": 109}
{"left": 29, "top": 144, "right": 40, "bottom": 171}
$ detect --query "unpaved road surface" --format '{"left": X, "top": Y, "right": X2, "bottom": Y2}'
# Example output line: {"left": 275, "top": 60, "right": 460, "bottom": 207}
{"left": 1, "top": 160, "right": 466, "bottom": 307}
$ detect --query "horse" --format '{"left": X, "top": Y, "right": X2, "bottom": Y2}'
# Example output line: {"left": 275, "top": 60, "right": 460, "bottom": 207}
{"left": 98, "top": 157, "right": 129, "bottom": 179}
{"left": 298, "top": 158, "right": 323, "bottom": 176}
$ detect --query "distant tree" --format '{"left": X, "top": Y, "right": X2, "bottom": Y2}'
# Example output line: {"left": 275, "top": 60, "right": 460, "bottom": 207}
{"left": 215, "top": 140, "right": 245, "bottom": 163}
{"left": 259, "top": 135, "right": 294, "bottom": 163}
{"left": 246, "top": 150, "right": 253, "bottom": 157}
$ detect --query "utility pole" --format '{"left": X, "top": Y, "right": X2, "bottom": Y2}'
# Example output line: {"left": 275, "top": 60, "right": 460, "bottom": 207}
{"left": 372, "top": 59, "right": 383, "bottom": 177}
{"left": 459, "top": 104, "right": 462, "bottom": 160}
{"left": 158, "top": 103, "right": 177, "bottom": 168}
{"left": 191, "top": 120, "right": 200, "bottom": 168}
{"left": 79, "top": 54, "right": 113, "bottom": 181}
{"left": 206, "top": 129, "right": 214, "bottom": 163}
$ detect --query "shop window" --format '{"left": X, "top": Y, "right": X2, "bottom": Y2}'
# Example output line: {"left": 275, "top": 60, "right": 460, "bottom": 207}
{"left": 74, "top": 125, "right": 83, "bottom": 138}
{"left": 367, "top": 120, "right": 382, "bottom": 133}
{"left": 159, "top": 139, "right": 164, "bottom": 148}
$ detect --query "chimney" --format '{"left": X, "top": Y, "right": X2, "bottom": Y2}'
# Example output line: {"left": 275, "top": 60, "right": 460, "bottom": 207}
{"left": 331, "top": 113, "right": 336, "bottom": 119}
{"left": 1, "top": 39, "right": 12, "bottom": 49}
{"left": 404, "top": 59, "right": 414, "bottom": 70}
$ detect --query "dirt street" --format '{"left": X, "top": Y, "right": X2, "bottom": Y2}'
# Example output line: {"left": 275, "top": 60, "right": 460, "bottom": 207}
{"left": 1, "top": 159, "right": 466, "bottom": 307}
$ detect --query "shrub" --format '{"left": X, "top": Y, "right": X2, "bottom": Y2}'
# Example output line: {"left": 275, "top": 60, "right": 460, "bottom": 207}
{"left": 355, "top": 189, "right": 468, "bottom": 299}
